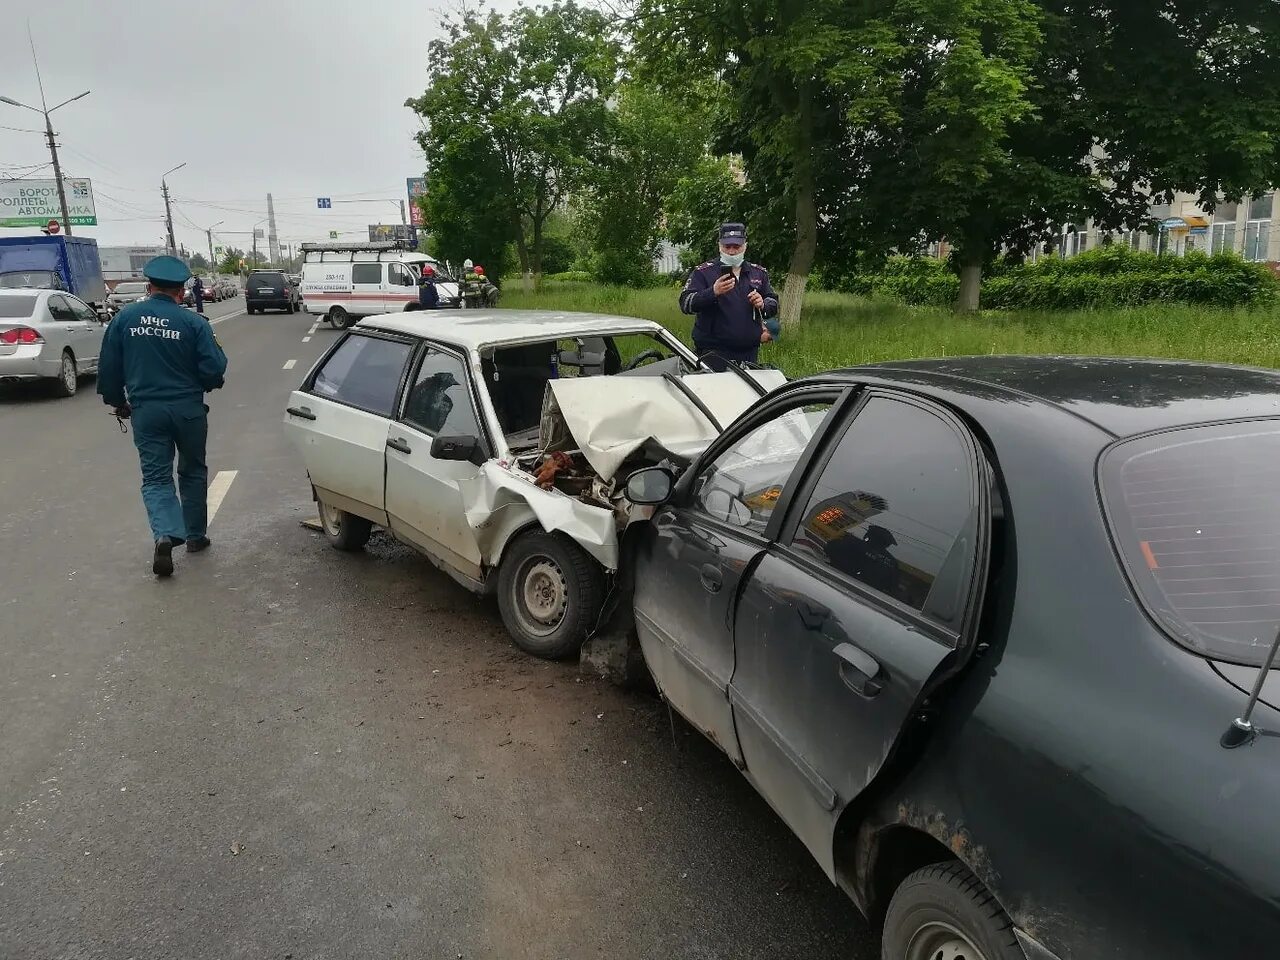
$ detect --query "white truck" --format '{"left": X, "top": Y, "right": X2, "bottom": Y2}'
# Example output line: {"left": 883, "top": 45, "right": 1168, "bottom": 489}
{"left": 299, "top": 240, "right": 460, "bottom": 329}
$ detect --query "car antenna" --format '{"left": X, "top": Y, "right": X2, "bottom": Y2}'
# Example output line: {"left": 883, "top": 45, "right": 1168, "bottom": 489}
{"left": 1220, "top": 624, "right": 1280, "bottom": 749}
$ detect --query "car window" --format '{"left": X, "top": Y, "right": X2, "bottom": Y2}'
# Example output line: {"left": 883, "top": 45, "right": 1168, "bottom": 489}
{"left": 114, "top": 282, "right": 147, "bottom": 294}
{"left": 0, "top": 296, "right": 37, "bottom": 318}
{"left": 68, "top": 298, "right": 97, "bottom": 321}
{"left": 47, "top": 295, "right": 76, "bottom": 321}
{"left": 388, "top": 262, "right": 412, "bottom": 287}
{"left": 250, "top": 272, "right": 284, "bottom": 287}
{"left": 1102, "top": 421, "right": 1280, "bottom": 667}
{"left": 402, "top": 348, "right": 481, "bottom": 438}
{"left": 693, "top": 398, "right": 836, "bottom": 534}
{"left": 310, "top": 333, "right": 413, "bottom": 416}
{"left": 352, "top": 263, "right": 382, "bottom": 285}
{"left": 789, "top": 397, "right": 979, "bottom": 623}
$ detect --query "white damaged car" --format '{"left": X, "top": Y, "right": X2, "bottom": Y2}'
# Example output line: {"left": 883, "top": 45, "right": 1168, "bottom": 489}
{"left": 283, "top": 310, "right": 783, "bottom": 658}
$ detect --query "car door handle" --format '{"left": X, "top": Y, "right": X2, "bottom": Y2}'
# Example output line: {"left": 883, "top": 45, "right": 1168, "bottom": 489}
{"left": 832, "top": 642, "right": 882, "bottom": 698}
{"left": 386, "top": 437, "right": 412, "bottom": 454}
{"left": 699, "top": 563, "right": 723, "bottom": 593}
{"left": 286, "top": 406, "right": 316, "bottom": 420}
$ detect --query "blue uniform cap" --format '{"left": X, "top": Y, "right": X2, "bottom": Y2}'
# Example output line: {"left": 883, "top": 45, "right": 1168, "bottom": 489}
{"left": 143, "top": 255, "right": 192, "bottom": 286}
{"left": 718, "top": 222, "right": 747, "bottom": 244}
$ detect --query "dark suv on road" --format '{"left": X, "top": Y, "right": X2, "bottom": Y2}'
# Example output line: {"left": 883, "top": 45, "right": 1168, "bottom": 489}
{"left": 245, "top": 270, "right": 300, "bottom": 314}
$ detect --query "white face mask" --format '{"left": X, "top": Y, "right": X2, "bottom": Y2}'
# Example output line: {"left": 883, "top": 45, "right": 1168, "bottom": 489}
{"left": 720, "top": 249, "right": 745, "bottom": 268}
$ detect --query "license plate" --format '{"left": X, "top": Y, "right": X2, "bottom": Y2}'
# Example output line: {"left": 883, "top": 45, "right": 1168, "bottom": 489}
{"left": 257, "top": 288, "right": 275, "bottom": 294}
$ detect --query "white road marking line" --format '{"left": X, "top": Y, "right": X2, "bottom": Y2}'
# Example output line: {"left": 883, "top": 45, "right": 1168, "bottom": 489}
{"left": 283, "top": 359, "right": 297, "bottom": 370}
{"left": 308, "top": 324, "right": 318, "bottom": 333}
{"left": 210, "top": 310, "right": 245, "bottom": 325}
{"left": 206, "top": 470, "right": 238, "bottom": 524}
{"left": 302, "top": 336, "right": 311, "bottom": 343}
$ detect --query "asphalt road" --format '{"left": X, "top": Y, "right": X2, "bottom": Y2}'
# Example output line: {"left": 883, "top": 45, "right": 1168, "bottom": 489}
{"left": 0, "top": 298, "right": 875, "bottom": 960}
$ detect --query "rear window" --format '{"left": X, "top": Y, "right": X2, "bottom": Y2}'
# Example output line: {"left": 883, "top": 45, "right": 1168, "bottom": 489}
{"left": 249, "top": 272, "right": 285, "bottom": 289}
{"left": 114, "top": 282, "right": 147, "bottom": 294}
{"left": 0, "top": 296, "right": 37, "bottom": 318}
{"left": 0, "top": 270, "right": 57, "bottom": 287}
{"left": 1103, "top": 421, "right": 1280, "bottom": 666}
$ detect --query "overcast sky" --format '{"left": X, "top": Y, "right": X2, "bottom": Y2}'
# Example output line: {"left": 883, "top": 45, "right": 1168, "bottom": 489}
{"left": 0, "top": 0, "right": 519, "bottom": 258}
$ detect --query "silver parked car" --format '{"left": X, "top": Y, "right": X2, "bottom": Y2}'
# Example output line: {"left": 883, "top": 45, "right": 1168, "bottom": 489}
{"left": 106, "top": 280, "right": 150, "bottom": 310}
{"left": 0, "top": 289, "right": 105, "bottom": 396}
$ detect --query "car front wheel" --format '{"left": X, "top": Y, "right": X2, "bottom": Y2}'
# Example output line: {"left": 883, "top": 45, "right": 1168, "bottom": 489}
{"left": 882, "top": 862, "right": 1024, "bottom": 960}
{"left": 318, "top": 499, "right": 373, "bottom": 551}
{"left": 497, "top": 531, "right": 605, "bottom": 660}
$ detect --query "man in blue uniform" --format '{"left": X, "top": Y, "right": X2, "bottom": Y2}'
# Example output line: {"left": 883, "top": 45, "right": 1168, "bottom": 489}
{"left": 678, "top": 222, "right": 780, "bottom": 371}
{"left": 97, "top": 256, "right": 228, "bottom": 577}
{"left": 417, "top": 264, "right": 439, "bottom": 309}
{"left": 190, "top": 274, "right": 205, "bottom": 314}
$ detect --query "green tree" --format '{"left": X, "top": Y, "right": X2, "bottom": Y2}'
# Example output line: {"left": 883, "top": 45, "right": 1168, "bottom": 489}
{"left": 188, "top": 252, "right": 210, "bottom": 272}
{"left": 217, "top": 247, "right": 246, "bottom": 275}
{"left": 662, "top": 156, "right": 744, "bottom": 264}
{"left": 407, "top": 2, "right": 620, "bottom": 286}
{"left": 581, "top": 81, "right": 714, "bottom": 285}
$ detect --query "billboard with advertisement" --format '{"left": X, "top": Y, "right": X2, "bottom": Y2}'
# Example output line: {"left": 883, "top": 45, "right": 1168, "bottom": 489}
{"left": 368, "top": 223, "right": 419, "bottom": 244}
{"left": 406, "top": 177, "right": 427, "bottom": 227}
{"left": 0, "top": 178, "right": 97, "bottom": 227}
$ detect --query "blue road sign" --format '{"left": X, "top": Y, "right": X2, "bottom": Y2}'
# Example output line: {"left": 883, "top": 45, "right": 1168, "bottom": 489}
{"left": 317, "top": 197, "right": 332, "bottom": 209}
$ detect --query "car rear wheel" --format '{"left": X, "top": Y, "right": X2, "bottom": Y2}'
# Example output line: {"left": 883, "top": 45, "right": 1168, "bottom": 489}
{"left": 318, "top": 500, "right": 373, "bottom": 552}
{"left": 329, "top": 306, "right": 351, "bottom": 329}
{"left": 497, "top": 531, "right": 605, "bottom": 660}
{"left": 52, "top": 351, "right": 77, "bottom": 398}
{"left": 882, "top": 862, "right": 1023, "bottom": 960}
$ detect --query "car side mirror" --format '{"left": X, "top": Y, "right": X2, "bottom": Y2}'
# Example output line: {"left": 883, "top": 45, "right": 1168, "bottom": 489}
{"left": 625, "top": 466, "right": 675, "bottom": 505}
{"left": 430, "top": 434, "right": 486, "bottom": 466}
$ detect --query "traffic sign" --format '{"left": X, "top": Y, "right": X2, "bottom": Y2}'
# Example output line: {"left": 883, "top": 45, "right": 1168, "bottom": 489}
{"left": 47, "top": 219, "right": 60, "bottom": 234}
{"left": 329, "top": 230, "right": 338, "bottom": 239}
{"left": 317, "top": 197, "right": 331, "bottom": 209}
{"left": 215, "top": 246, "right": 224, "bottom": 255}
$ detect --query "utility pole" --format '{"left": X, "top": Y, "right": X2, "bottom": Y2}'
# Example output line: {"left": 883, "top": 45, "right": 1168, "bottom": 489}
{"left": 206, "top": 220, "right": 223, "bottom": 273}
{"left": 0, "top": 30, "right": 90, "bottom": 236}
{"left": 161, "top": 162, "right": 185, "bottom": 256}
{"left": 43, "top": 113, "right": 72, "bottom": 236}
{"left": 400, "top": 199, "right": 407, "bottom": 226}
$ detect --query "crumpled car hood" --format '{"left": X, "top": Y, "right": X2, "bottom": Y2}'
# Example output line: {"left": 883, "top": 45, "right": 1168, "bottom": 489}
{"left": 540, "top": 369, "right": 786, "bottom": 479}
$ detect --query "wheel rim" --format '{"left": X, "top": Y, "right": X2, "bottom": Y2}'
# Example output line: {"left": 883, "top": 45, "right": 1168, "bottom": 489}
{"left": 319, "top": 501, "right": 342, "bottom": 536}
{"left": 61, "top": 355, "right": 75, "bottom": 392}
{"left": 514, "top": 557, "right": 568, "bottom": 638}
{"left": 905, "top": 921, "right": 990, "bottom": 960}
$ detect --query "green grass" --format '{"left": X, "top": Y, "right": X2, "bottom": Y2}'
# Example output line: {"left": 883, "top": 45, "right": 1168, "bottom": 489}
{"left": 499, "top": 280, "right": 1280, "bottom": 378}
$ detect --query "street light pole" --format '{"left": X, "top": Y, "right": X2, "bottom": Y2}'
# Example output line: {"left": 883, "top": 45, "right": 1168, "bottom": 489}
{"left": 0, "top": 89, "right": 90, "bottom": 236}
{"left": 160, "top": 162, "right": 185, "bottom": 257}
{"left": 206, "top": 220, "right": 224, "bottom": 273}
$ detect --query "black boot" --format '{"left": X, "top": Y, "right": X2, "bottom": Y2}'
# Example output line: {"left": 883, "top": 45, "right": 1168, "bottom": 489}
{"left": 186, "top": 536, "right": 211, "bottom": 553}
{"left": 153, "top": 537, "right": 175, "bottom": 577}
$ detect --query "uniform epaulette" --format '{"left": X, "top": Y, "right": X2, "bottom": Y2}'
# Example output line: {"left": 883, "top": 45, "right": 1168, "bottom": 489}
{"left": 697, "top": 261, "right": 717, "bottom": 269}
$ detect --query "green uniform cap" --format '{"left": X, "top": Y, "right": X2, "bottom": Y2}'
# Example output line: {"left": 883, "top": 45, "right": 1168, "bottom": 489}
{"left": 143, "top": 255, "right": 192, "bottom": 285}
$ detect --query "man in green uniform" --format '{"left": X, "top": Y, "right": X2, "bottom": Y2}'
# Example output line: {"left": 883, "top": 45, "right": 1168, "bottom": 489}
{"left": 97, "top": 255, "right": 228, "bottom": 577}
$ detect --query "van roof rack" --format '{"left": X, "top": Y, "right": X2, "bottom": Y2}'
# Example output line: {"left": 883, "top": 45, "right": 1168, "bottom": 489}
{"left": 300, "top": 240, "right": 416, "bottom": 253}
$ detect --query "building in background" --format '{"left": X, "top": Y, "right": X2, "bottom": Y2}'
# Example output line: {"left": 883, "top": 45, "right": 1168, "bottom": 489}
{"left": 1032, "top": 189, "right": 1280, "bottom": 265}
{"left": 99, "top": 245, "right": 168, "bottom": 281}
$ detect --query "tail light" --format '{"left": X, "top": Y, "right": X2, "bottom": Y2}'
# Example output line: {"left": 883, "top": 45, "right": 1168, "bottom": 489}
{"left": 0, "top": 327, "right": 43, "bottom": 345}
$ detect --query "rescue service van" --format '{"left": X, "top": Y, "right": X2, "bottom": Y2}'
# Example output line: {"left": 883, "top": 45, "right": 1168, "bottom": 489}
{"left": 300, "top": 241, "right": 460, "bottom": 329}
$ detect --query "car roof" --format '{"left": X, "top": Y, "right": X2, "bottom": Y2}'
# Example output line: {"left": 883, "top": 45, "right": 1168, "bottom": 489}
{"left": 0, "top": 289, "right": 48, "bottom": 298}
{"left": 357, "top": 309, "right": 667, "bottom": 350}
{"left": 823, "top": 355, "right": 1280, "bottom": 437}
